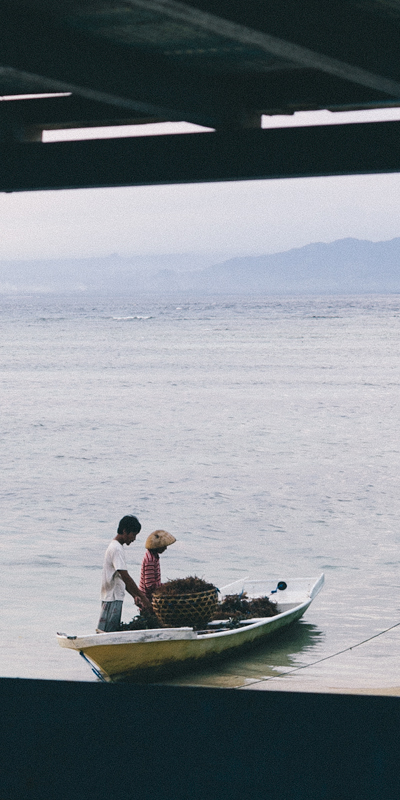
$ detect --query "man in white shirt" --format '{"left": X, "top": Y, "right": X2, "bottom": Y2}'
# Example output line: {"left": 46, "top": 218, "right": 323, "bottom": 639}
{"left": 97, "top": 515, "right": 152, "bottom": 632}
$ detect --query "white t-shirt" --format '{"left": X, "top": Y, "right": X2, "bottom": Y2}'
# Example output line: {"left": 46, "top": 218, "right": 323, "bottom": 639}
{"left": 100, "top": 539, "right": 128, "bottom": 601}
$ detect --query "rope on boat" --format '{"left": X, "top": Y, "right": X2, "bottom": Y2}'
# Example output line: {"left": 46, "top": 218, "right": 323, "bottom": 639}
{"left": 79, "top": 650, "right": 107, "bottom": 683}
{"left": 239, "top": 619, "right": 400, "bottom": 689}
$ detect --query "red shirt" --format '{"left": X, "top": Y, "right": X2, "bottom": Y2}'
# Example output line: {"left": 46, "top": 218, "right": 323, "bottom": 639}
{"left": 139, "top": 550, "right": 161, "bottom": 600}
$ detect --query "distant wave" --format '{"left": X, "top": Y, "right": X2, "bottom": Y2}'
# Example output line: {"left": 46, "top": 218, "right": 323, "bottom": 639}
{"left": 112, "top": 315, "right": 152, "bottom": 320}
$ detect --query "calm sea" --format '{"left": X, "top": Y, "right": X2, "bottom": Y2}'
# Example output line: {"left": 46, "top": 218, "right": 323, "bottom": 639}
{"left": 1, "top": 293, "right": 400, "bottom": 690}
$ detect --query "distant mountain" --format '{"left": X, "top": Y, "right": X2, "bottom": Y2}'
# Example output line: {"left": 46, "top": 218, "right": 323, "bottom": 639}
{"left": 1, "top": 237, "right": 400, "bottom": 294}
{"left": 183, "top": 237, "right": 400, "bottom": 294}
{"left": 0, "top": 252, "right": 224, "bottom": 294}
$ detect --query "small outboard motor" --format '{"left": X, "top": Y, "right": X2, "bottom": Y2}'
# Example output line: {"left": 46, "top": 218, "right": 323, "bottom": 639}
{"left": 270, "top": 580, "right": 288, "bottom": 594}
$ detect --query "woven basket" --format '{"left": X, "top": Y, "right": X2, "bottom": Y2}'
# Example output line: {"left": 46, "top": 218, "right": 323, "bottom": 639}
{"left": 152, "top": 588, "right": 218, "bottom": 628}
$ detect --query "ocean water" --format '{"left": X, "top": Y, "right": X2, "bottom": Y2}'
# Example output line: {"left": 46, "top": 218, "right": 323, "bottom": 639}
{"left": 1, "top": 292, "right": 400, "bottom": 690}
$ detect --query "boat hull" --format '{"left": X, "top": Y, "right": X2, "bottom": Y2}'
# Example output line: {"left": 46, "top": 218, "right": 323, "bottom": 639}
{"left": 57, "top": 574, "right": 324, "bottom": 682}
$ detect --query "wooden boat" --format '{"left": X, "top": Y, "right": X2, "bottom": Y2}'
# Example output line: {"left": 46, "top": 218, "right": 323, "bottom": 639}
{"left": 57, "top": 573, "right": 324, "bottom": 682}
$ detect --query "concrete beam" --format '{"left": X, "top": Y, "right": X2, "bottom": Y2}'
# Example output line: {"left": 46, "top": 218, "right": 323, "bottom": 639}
{"left": 145, "top": 0, "right": 400, "bottom": 97}
{"left": 2, "top": 121, "right": 400, "bottom": 192}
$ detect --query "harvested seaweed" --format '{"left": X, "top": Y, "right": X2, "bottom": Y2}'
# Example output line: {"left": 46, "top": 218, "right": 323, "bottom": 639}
{"left": 120, "top": 586, "right": 277, "bottom": 632}
{"left": 120, "top": 610, "right": 162, "bottom": 631}
{"left": 153, "top": 576, "right": 217, "bottom": 597}
{"left": 212, "top": 592, "right": 277, "bottom": 622}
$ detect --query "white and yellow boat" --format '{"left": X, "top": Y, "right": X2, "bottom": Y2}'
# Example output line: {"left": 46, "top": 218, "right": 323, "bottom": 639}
{"left": 57, "top": 574, "right": 324, "bottom": 682}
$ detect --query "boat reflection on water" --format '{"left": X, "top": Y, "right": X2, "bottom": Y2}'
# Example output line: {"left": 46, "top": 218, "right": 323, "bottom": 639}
{"left": 126, "top": 621, "right": 324, "bottom": 688}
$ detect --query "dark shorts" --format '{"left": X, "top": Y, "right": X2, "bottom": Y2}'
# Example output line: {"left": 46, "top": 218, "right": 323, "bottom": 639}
{"left": 97, "top": 600, "right": 123, "bottom": 632}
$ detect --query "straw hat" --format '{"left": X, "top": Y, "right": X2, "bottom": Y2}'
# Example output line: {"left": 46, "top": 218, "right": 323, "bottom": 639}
{"left": 145, "top": 530, "right": 176, "bottom": 549}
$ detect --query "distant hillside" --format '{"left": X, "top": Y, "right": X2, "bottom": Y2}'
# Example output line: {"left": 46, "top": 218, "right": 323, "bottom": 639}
{"left": 184, "top": 237, "right": 400, "bottom": 294}
{"left": 1, "top": 237, "right": 400, "bottom": 294}
{"left": 0, "top": 252, "right": 222, "bottom": 294}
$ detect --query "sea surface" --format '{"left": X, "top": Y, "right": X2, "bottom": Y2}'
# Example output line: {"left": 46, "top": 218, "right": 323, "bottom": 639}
{"left": 1, "top": 292, "right": 400, "bottom": 690}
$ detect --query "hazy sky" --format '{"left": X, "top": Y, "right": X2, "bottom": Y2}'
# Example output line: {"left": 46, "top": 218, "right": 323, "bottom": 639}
{"left": 2, "top": 107, "right": 400, "bottom": 260}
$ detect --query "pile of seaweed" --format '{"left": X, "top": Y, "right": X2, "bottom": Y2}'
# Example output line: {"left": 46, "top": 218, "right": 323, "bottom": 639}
{"left": 212, "top": 592, "right": 278, "bottom": 622}
{"left": 153, "top": 576, "right": 217, "bottom": 597}
{"left": 119, "top": 583, "right": 277, "bottom": 631}
{"left": 119, "top": 610, "right": 162, "bottom": 631}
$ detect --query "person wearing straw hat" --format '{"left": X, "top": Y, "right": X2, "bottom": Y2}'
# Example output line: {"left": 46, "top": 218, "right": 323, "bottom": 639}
{"left": 138, "top": 529, "right": 176, "bottom": 604}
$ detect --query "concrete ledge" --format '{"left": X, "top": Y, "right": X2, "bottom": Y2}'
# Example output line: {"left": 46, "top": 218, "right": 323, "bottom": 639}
{"left": 1, "top": 677, "right": 400, "bottom": 799}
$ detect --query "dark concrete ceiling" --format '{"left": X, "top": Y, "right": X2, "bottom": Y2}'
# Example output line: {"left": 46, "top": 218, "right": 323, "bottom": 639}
{"left": 1, "top": 0, "right": 400, "bottom": 189}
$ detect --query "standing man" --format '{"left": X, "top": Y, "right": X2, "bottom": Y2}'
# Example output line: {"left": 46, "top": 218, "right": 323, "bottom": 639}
{"left": 97, "top": 515, "right": 152, "bottom": 633}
